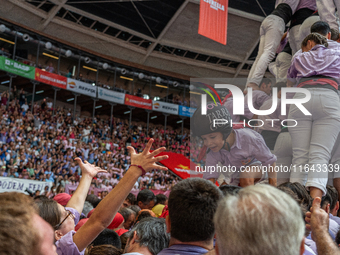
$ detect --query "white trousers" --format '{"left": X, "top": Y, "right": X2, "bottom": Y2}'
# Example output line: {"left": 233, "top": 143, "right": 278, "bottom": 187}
{"left": 247, "top": 15, "right": 285, "bottom": 86}
{"left": 328, "top": 132, "right": 340, "bottom": 185}
{"left": 275, "top": 51, "right": 292, "bottom": 83}
{"left": 289, "top": 88, "right": 340, "bottom": 195}
{"left": 328, "top": 92, "right": 340, "bottom": 184}
{"left": 273, "top": 132, "right": 292, "bottom": 185}
{"left": 316, "top": 0, "right": 340, "bottom": 31}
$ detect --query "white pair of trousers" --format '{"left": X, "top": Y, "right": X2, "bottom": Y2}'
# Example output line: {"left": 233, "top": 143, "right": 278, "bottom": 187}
{"left": 273, "top": 132, "right": 292, "bottom": 185}
{"left": 275, "top": 51, "right": 292, "bottom": 83}
{"left": 328, "top": 92, "right": 340, "bottom": 184}
{"left": 316, "top": 0, "right": 340, "bottom": 32}
{"left": 289, "top": 88, "right": 340, "bottom": 195}
{"left": 247, "top": 15, "right": 285, "bottom": 86}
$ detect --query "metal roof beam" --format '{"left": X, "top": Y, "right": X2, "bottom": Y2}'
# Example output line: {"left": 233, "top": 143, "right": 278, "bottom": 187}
{"left": 232, "top": 36, "right": 260, "bottom": 80}
{"left": 40, "top": 0, "right": 68, "bottom": 29}
{"left": 141, "top": 0, "right": 190, "bottom": 64}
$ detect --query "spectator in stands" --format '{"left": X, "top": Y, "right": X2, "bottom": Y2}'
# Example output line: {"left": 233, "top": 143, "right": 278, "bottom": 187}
{"left": 219, "top": 184, "right": 242, "bottom": 197}
{"left": 124, "top": 217, "right": 169, "bottom": 255}
{"left": 82, "top": 201, "right": 94, "bottom": 218}
{"left": 1, "top": 91, "right": 8, "bottom": 106}
{"left": 19, "top": 88, "right": 25, "bottom": 106}
{"left": 327, "top": 185, "right": 340, "bottom": 223}
{"left": 21, "top": 99, "right": 29, "bottom": 112}
{"left": 152, "top": 194, "right": 168, "bottom": 217}
{"left": 45, "top": 62, "right": 55, "bottom": 73}
{"left": 135, "top": 210, "right": 154, "bottom": 224}
{"left": 1, "top": 89, "right": 186, "bottom": 193}
{"left": 137, "top": 189, "right": 156, "bottom": 210}
{"left": 0, "top": 192, "right": 56, "bottom": 255}
{"left": 320, "top": 187, "right": 340, "bottom": 237}
{"left": 306, "top": 197, "right": 340, "bottom": 254}
{"left": 35, "top": 139, "right": 168, "bottom": 255}
{"left": 78, "top": 73, "right": 84, "bottom": 81}
{"left": 66, "top": 68, "right": 73, "bottom": 78}
{"left": 121, "top": 193, "right": 136, "bottom": 208}
{"left": 214, "top": 185, "right": 305, "bottom": 255}
{"left": 158, "top": 178, "right": 222, "bottom": 255}
{"left": 91, "top": 229, "right": 121, "bottom": 249}
{"left": 129, "top": 205, "right": 141, "bottom": 216}
{"left": 155, "top": 194, "right": 168, "bottom": 205}
{"left": 87, "top": 245, "right": 121, "bottom": 255}
{"left": 120, "top": 207, "right": 136, "bottom": 230}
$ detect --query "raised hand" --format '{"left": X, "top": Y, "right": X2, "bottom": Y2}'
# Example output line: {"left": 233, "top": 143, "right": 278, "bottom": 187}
{"left": 75, "top": 158, "right": 107, "bottom": 178}
{"left": 127, "top": 138, "right": 168, "bottom": 173}
{"left": 305, "top": 197, "right": 330, "bottom": 241}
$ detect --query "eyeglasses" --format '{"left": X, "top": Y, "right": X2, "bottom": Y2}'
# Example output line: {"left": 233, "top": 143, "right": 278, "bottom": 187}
{"left": 54, "top": 210, "right": 75, "bottom": 230}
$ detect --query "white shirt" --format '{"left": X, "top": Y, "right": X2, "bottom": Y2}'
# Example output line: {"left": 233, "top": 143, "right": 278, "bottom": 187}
{"left": 21, "top": 104, "right": 29, "bottom": 111}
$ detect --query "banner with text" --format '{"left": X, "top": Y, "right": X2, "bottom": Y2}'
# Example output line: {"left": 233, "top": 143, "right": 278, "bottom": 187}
{"left": 152, "top": 101, "right": 179, "bottom": 115}
{"left": 198, "top": 0, "right": 228, "bottom": 45}
{"left": 67, "top": 78, "right": 97, "bottom": 98}
{"left": 98, "top": 87, "right": 125, "bottom": 104}
{"left": 0, "top": 177, "right": 52, "bottom": 194}
{"left": 35, "top": 69, "right": 67, "bottom": 89}
{"left": 0, "top": 56, "right": 35, "bottom": 79}
{"left": 178, "top": 106, "right": 196, "bottom": 117}
{"left": 125, "top": 94, "right": 152, "bottom": 110}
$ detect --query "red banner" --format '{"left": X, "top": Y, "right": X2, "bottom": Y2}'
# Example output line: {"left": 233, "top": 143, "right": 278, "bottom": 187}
{"left": 125, "top": 94, "right": 152, "bottom": 110}
{"left": 158, "top": 151, "right": 203, "bottom": 179}
{"left": 198, "top": 0, "right": 228, "bottom": 45}
{"left": 35, "top": 69, "right": 67, "bottom": 89}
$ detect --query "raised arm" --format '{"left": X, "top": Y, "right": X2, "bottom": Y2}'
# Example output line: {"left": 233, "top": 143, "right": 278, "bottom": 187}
{"left": 305, "top": 197, "right": 340, "bottom": 255}
{"left": 65, "top": 158, "right": 107, "bottom": 215}
{"left": 73, "top": 138, "right": 168, "bottom": 252}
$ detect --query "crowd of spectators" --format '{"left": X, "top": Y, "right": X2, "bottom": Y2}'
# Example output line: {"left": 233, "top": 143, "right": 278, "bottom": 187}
{"left": 0, "top": 87, "right": 189, "bottom": 196}
{"left": 2, "top": 159, "right": 340, "bottom": 255}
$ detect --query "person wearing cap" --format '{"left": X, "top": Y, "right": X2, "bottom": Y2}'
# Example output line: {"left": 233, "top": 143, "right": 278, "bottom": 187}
{"left": 191, "top": 103, "right": 277, "bottom": 187}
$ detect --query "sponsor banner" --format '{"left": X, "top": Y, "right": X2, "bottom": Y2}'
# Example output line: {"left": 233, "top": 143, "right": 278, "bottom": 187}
{"left": 198, "top": 0, "right": 228, "bottom": 45}
{"left": 152, "top": 101, "right": 179, "bottom": 115}
{"left": 0, "top": 56, "right": 35, "bottom": 79}
{"left": 35, "top": 69, "right": 67, "bottom": 89}
{"left": 125, "top": 94, "right": 152, "bottom": 110}
{"left": 98, "top": 87, "right": 125, "bottom": 104}
{"left": 67, "top": 78, "right": 97, "bottom": 97}
{"left": 0, "top": 177, "right": 52, "bottom": 194}
{"left": 179, "top": 106, "right": 196, "bottom": 117}
{"left": 157, "top": 151, "right": 202, "bottom": 180}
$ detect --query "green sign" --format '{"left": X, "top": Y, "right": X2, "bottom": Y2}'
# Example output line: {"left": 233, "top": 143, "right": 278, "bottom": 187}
{"left": 0, "top": 56, "right": 35, "bottom": 79}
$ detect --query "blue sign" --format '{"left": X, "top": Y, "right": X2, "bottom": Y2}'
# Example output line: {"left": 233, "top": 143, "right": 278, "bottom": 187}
{"left": 179, "top": 106, "right": 196, "bottom": 117}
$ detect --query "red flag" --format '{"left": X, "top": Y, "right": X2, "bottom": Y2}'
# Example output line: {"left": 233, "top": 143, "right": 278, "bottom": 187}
{"left": 155, "top": 151, "right": 203, "bottom": 179}
{"left": 198, "top": 0, "right": 228, "bottom": 45}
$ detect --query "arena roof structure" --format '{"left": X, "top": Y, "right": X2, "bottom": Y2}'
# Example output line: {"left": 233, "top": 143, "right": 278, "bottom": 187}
{"left": 0, "top": 0, "right": 275, "bottom": 80}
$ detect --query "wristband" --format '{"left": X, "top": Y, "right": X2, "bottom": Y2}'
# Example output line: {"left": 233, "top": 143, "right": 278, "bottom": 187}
{"left": 130, "top": 164, "right": 146, "bottom": 176}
